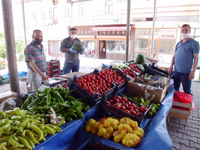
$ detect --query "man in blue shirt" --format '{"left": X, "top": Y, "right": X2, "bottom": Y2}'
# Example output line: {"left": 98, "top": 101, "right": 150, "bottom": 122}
{"left": 168, "top": 24, "right": 199, "bottom": 94}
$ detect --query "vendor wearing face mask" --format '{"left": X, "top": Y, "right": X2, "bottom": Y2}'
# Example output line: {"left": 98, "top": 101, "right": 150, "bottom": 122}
{"left": 60, "top": 28, "right": 84, "bottom": 74}
{"left": 168, "top": 24, "right": 199, "bottom": 94}
{"left": 25, "top": 29, "right": 48, "bottom": 92}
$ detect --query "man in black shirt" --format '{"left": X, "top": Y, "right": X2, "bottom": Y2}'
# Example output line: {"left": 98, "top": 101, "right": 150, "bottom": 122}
{"left": 60, "top": 28, "right": 85, "bottom": 74}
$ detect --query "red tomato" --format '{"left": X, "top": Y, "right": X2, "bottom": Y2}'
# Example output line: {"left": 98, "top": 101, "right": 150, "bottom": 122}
{"left": 114, "top": 103, "right": 121, "bottom": 108}
{"left": 128, "top": 106, "right": 134, "bottom": 110}
{"left": 123, "top": 103, "right": 128, "bottom": 108}
{"left": 108, "top": 99, "right": 114, "bottom": 104}
{"left": 127, "top": 101, "right": 131, "bottom": 105}
{"left": 122, "top": 97, "right": 127, "bottom": 102}
{"left": 139, "top": 106, "right": 148, "bottom": 113}
{"left": 135, "top": 108, "right": 139, "bottom": 113}
{"left": 113, "top": 98, "right": 119, "bottom": 103}
{"left": 125, "top": 110, "right": 130, "bottom": 114}
{"left": 130, "top": 110, "right": 136, "bottom": 116}
{"left": 120, "top": 106, "right": 126, "bottom": 111}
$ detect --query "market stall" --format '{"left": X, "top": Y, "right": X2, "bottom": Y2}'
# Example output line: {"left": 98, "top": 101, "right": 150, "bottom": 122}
{"left": 0, "top": 56, "right": 174, "bottom": 150}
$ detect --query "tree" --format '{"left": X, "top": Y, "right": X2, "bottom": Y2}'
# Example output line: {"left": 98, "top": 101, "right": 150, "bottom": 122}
{"left": 0, "top": 32, "right": 25, "bottom": 62}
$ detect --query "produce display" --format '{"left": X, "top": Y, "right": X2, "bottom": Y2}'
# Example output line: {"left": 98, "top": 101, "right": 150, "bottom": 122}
{"left": 0, "top": 61, "right": 171, "bottom": 150}
{"left": 142, "top": 73, "right": 153, "bottom": 80}
{"left": 85, "top": 117, "right": 144, "bottom": 148}
{"left": 128, "top": 96, "right": 160, "bottom": 118}
{"left": 127, "top": 63, "right": 143, "bottom": 75}
{"left": 75, "top": 73, "right": 112, "bottom": 98}
{"left": 98, "top": 69, "right": 125, "bottom": 85}
{"left": 72, "top": 43, "right": 85, "bottom": 53}
{"left": 128, "top": 96, "right": 150, "bottom": 106}
{"left": 135, "top": 54, "right": 146, "bottom": 64}
{"left": 21, "top": 86, "right": 90, "bottom": 122}
{"left": 0, "top": 108, "right": 62, "bottom": 150}
{"left": 147, "top": 104, "right": 160, "bottom": 118}
{"left": 104, "top": 95, "right": 149, "bottom": 118}
{"left": 122, "top": 68, "right": 137, "bottom": 79}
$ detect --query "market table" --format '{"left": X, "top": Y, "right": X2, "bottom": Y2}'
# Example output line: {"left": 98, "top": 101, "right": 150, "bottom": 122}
{"left": 34, "top": 86, "right": 174, "bottom": 150}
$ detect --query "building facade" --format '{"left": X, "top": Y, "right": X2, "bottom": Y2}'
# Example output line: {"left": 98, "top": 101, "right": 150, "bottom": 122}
{"left": 4, "top": 0, "right": 200, "bottom": 66}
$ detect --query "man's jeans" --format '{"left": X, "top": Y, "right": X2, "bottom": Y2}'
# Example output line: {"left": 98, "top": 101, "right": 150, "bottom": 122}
{"left": 173, "top": 71, "right": 191, "bottom": 94}
{"left": 63, "top": 62, "right": 79, "bottom": 74}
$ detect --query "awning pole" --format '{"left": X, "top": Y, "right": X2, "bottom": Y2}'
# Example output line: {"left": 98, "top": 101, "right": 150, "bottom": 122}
{"left": 125, "top": 0, "right": 131, "bottom": 62}
{"left": 22, "top": 0, "right": 27, "bottom": 46}
{"left": 1, "top": 0, "right": 20, "bottom": 94}
{"left": 150, "top": 0, "right": 156, "bottom": 58}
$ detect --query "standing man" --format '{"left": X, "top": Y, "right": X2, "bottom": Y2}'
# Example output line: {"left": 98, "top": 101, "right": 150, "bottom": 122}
{"left": 60, "top": 28, "right": 85, "bottom": 74}
{"left": 25, "top": 30, "right": 48, "bottom": 92}
{"left": 168, "top": 24, "right": 199, "bottom": 94}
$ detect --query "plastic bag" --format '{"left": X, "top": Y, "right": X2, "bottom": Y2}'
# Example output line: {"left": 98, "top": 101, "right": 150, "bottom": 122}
{"left": 173, "top": 91, "right": 195, "bottom": 111}
{"left": 0, "top": 98, "right": 22, "bottom": 111}
{"left": 173, "top": 91, "right": 192, "bottom": 104}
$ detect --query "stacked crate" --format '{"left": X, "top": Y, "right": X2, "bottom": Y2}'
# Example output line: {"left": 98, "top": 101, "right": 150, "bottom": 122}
{"left": 46, "top": 60, "right": 60, "bottom": 78}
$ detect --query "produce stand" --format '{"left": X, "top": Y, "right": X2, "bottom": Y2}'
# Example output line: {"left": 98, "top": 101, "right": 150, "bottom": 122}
{"left": 32, "top": 86, "right": 174, "bottom": 150}
{"left": 0, "top": 62, "right": 175, "bottom": 150}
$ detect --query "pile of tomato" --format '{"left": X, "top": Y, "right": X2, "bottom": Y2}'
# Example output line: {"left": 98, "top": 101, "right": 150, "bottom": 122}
{"left": 105, "top": 95, "right": 148, "bottom": 118}
{"left": 98, "top": 69, "right": 126, "bottom": 85}
{"left": 122, "top": 68, "right": 137, "bottom": 79}
{"left": 128, "top": 64, "right": 142, "bottom": 74}
{"left": 75, "top": 73, "right": 112, "bottom": 97}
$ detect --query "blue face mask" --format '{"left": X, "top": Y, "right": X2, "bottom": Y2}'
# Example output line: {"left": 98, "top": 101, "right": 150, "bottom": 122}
{"left": 34, "top": 37, "right": 43, "bottom": 45}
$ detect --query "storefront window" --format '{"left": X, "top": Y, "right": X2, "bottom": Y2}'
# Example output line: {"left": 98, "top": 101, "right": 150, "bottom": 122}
{"left": 54, "top": 41, "right": 59, "bottom": 53}
{"left": 134, "top": 52, "right": 148, "bottom": 58}
{"left": 107, "top": 41, "right": 126, "bottom": 53}
{"left": 159, "top": 40, "right": 176, "bottom": 54}
{"left": 135, "top": 29, "right": 149, "bottom": 38}
{"left": 81, "top": 40, "right": 95, "bottom": 57}
{"left": 135, "top": 39, "right": 148, "bottom": 53}
{"left": 195, "top": 29, "right": 200, "bottom": 36}
{"left": 50, "top": 42, "right": 53, "bottom": 53}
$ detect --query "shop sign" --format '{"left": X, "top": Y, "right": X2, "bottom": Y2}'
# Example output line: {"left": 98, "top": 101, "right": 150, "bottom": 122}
{"left": 159, "top": 29, "right": 176, "bottom": 39}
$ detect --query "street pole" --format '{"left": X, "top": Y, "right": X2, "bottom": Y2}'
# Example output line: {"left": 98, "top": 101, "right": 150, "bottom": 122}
{"left": 22, "top": 0, "right": 27, "bottom": 46}
{"left": 1, "top": 0, "right": 20, "bottom": 94}
{"left": 150, "top": 0, "right": 156, "bottom": 58}
{"left": 125, "top": 0, "right": 131, "bottom": 63}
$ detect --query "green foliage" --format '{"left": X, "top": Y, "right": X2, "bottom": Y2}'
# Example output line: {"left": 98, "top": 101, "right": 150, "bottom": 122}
{"left": 0, "top": 32, "right": 25, "bottom": 62}
{"left": 15, "top": 38, "right": 25, "bottom": 61}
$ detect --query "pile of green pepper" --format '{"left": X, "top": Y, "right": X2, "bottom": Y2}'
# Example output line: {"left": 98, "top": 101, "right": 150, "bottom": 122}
{"left": 0, "top": 107, "right": 63, "bottom": 150}
{"left": 21, "top": 86, "right": 90, "bottom": 122}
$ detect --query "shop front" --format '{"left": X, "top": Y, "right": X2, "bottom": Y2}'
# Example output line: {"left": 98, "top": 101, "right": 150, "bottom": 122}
{"left": 92, "top": 25, "right": 134, "bottom": 61}
{"left": 134, "top": 28, "right": 178, "bottom": 66}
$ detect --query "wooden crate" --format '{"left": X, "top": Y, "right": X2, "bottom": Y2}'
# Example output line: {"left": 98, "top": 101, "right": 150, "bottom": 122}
{"left": 168, "top": 101, "right": 193, "bottom": 126}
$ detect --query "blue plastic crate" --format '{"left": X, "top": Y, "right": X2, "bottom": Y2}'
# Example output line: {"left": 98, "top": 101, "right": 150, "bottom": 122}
{"left": 101, "top": 86, "right": 152, "bottom": 125}
{"left": 147, "top": 63, "right": 169, "bottom": 77}
{"left": 146, "top": 66, "right": 168, "bottom": 77}
{"left": 69, "top": 69, "right": 116, "bottom": 106}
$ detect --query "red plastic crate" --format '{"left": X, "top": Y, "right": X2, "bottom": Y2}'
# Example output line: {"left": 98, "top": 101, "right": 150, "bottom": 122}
{"left": 46, "top": 60, "right": 60, "bottom": 68}
{"left": 46, "top": 71, "right": 61, "bottom": 78}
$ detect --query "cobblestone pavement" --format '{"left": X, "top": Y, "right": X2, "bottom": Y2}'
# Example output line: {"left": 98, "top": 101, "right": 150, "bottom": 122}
{"left": 167, "top": 81, "right": 200, "bottom": 150}
{"left": 1, "top": 81, "right": 200, "bottom": 150}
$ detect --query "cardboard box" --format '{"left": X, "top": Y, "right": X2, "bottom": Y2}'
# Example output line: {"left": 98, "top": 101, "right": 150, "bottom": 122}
{"left": 127, "top": 79, "right": 169, "bottom": 104}
{"left": 60, "top": 72, "right": 86, "bottom": 83}
{"left": 0, "top": 91, "right": 18, "bottom": 104}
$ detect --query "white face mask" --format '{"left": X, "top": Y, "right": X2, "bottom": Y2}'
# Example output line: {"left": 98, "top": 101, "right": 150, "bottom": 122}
{"left": 70, "top": 34, "right": 77, "bottom": 39}
{"left": 181, "top": 33, "right": 190, "bottom": 39}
